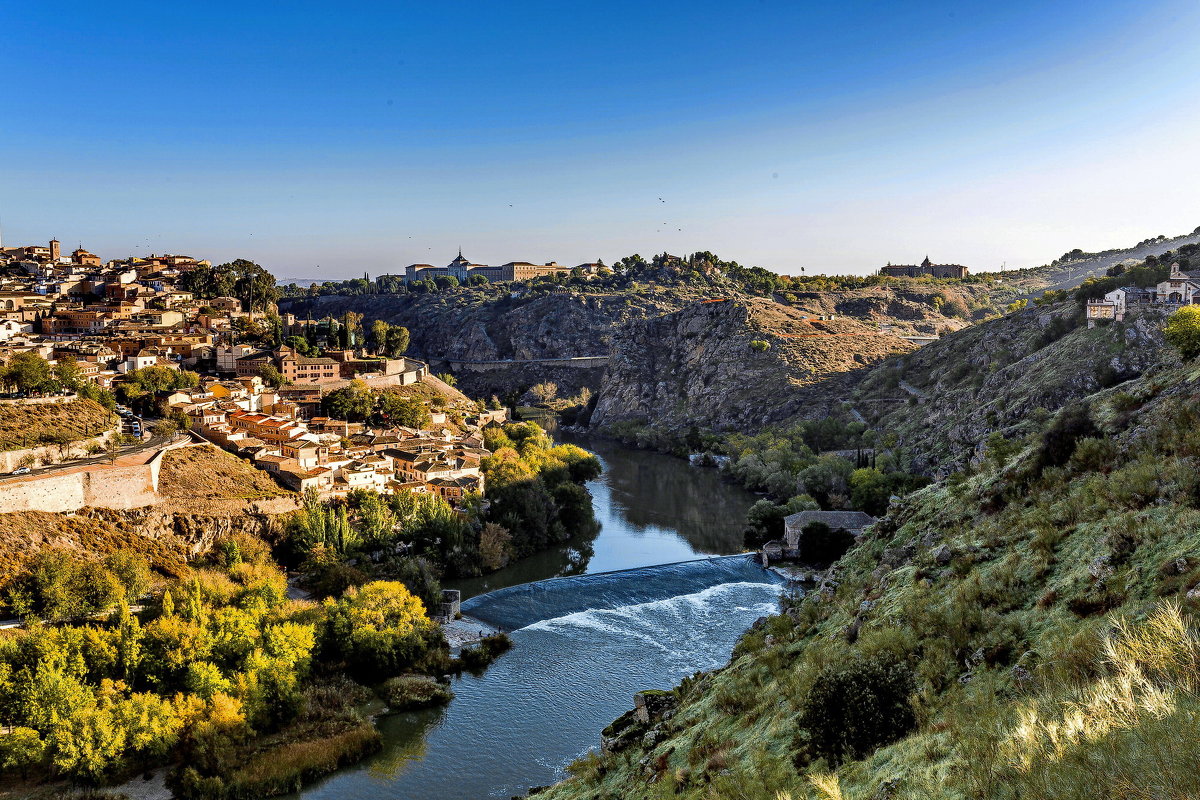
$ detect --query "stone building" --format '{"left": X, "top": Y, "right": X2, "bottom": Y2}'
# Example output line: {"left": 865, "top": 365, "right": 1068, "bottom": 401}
{"left": 880, "top": 256, "right": 969, "bottom": 279}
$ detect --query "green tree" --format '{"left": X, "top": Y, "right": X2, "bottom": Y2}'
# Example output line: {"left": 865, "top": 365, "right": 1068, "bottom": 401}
{"left": 54, "top": 357, "right": 84, "bottom": 391}
{"left": 256, "top": 363, "right": 287, "bottom": 388}
{"left": 323, "top": 379, "right": 375, "bottom": 421}
{"left": 0, "top": 726, "right": 44, "bottom": 779}
{"left": 377, "top": 391, "right": 431, "bottom": 428}
{"left": 3, "top": 352, "right": 51, "bottom": 393}
{"left": 1164, "top": 305, "right": 1200, "bottom": 360}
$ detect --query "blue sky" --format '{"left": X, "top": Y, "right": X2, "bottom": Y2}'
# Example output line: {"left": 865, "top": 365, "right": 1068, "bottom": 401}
{"left": 4, "top": 1, "right": 1199, "bottom": 278}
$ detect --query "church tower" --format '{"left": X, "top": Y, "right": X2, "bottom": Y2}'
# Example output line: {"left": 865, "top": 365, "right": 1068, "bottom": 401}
{"left": 49, "top": 238, "right": 61, "bottom": 261}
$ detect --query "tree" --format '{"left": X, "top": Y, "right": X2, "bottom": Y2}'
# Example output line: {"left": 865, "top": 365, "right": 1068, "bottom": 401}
{"left": 323, "top": 380, "right": 374, "bottom": 421}
{"left": 529, "top": 382, "right": 558, "bottom": 404}
{"left": 340, "top": 311, "right": 364, "bottom": 349}
{"left": 0, "top": 726, "right": 44, "bottom": 779}
{"left": 1164, "top": 306, "right": 1200, "bottom": 360}
{"left": 370, "top": 320, "right": 390, "bottom": 355}
{"left": 1006, "top": 298, "right": 1028, "bottom": 314}
{"left": 3, "top": 352, "right": 51, "bottom": 393}
{"left": 478, "top": 523, "right": 513, "bottom": 571}
{"left": 467, "top": 273, "right": 489, "bottom": 286}
{"left": 320, "top": 581, "right": 440, "bottom": 679}
{"left": 256, "top": 363, "right": 287, "bottom": 388}
{"left": 377, "top": 391, "right": 431, "bottom": 429}
{"left": 436, "top": 372, "right": 457, "bottom": 387}
{"left": 54, "top": 357, "right": 84, "bottom": 391}
{"left": 384, "top": 326, "right": 410, "bottom": 357}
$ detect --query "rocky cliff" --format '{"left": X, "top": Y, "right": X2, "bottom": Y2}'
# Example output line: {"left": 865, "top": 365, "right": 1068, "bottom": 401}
{"left": 852, "top": 304, "right": 1171, "bottom": 474}
{"left": 590, "top": 298, "right": 916, "bottom": 432}
{"left": 284, "top": 282, "right": 983, "bottom": 400}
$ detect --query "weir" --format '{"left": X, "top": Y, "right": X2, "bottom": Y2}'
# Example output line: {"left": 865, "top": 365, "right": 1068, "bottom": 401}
{"left": 461, "top": 554, "right": 781, "bottom": 630}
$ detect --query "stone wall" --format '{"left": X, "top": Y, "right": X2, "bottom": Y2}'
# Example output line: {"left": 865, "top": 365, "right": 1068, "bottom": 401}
{"left": 0, "top": 429, "right": 116, "bottom": 473}
{"left": 0, "top": 443, "right": 181, "bottom": 515}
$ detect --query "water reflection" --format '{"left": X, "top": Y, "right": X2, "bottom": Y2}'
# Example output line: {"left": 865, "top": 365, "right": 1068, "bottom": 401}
{"left": 451, "top": 434, "right": 756, "bottom": 598}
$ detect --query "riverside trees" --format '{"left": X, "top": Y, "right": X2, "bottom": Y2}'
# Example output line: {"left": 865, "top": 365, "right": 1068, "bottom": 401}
{"left": 0, "top": 538, "right": 448, "bottom": 789}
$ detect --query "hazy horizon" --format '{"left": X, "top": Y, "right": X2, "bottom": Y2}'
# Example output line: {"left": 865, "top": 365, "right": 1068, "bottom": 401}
{"left": 5, "top": 1, "right": 1200, "bottom": 279}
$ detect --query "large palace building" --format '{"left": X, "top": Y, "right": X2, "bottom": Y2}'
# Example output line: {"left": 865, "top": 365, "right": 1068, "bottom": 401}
{"left": 879, "top": 256, "right": 969, "bottom": 279}
{"left": 404, "top": 251, "right": 584, "bottom": 284}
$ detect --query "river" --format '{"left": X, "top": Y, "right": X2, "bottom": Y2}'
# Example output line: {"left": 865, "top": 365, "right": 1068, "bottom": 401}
{"left": 294, "top": 435, "right": 778, "bottom": 800}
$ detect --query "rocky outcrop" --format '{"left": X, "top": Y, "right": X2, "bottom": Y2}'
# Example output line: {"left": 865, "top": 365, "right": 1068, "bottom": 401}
{"left": 0, "top": 498, "right": 300, "bottom": 584}
{"left": 591, "top": 298, "right": 915, "bottom": 432}
{"left": 853, "top": 304, "right": 1171, "bottom": 474}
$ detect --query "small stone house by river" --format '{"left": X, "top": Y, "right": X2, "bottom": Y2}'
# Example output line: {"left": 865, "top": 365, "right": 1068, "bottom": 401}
{"left": 762, "top": 510, "right": 877, "bottom": 566}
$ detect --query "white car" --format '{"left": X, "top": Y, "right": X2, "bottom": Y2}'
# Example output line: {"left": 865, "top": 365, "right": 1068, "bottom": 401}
{"left": 12, "top": 466, "right": 31, "bottom": 475}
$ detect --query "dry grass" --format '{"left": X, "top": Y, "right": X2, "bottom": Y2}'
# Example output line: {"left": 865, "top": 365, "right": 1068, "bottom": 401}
{"left": 158, "top": 445, "right": 290, "bottom": 500}
{"left": 0, "top": 399, "right": 114, "bottom": 451}
{"left": 224, "top": 717, "right": 381, "bottom": 796}
{"left": 976, "top": 604, "right": 1200, "bottom": 800}
{"left": 0, "top": 510, "right": 191, "bottom": 590}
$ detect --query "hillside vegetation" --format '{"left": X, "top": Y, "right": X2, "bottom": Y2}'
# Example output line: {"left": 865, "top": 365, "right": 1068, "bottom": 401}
{"left": 0, "top": 399, "right": 115, "bottom": 452}
{"left": 537, "top": 317, "right": 1200, "bottom": 800}
{"left": 853, "top": 304, "right": 1169, "bottom": 474}
{"left": 159, "top": 445, "right": 292, "bottom": 502}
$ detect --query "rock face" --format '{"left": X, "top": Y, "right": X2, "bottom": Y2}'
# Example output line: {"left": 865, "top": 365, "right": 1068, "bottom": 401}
{"left": 591, "top": 298, "right": 915, "bottom": 432}
{"left": 853, "top": 305, "right": 1171, "bottom": 474}
{"left": 283, "top": 284, "right": 974, "bottom": 400}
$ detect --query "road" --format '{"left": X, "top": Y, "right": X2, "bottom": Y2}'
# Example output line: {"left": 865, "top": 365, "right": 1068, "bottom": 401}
{"left": 0, "top": 433, "right": 181, "bottom": 482}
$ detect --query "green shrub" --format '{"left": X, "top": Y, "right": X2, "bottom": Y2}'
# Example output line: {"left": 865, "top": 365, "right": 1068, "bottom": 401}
{"left": 795, "top": 653, "right": 916, "bottom": 766}
{"left": 381, "top": 675, "right": 453, "bottom": 710}
{"left": 749, "top": 340, "right": 771, "bottom": 352}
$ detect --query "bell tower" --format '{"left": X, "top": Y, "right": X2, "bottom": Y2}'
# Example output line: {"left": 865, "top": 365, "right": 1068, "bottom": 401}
{"left": 49, "top": 238, "right": 61, "bottom": 261}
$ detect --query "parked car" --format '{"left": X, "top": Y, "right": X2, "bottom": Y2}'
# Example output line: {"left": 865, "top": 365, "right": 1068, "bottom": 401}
{"left": 12, "top": 466, "right": 31, "bottom": 475}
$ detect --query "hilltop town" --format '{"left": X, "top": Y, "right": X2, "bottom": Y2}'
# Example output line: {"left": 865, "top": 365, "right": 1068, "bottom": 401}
{"left": 0, "top": 238, "right": 507, "bottom": 512}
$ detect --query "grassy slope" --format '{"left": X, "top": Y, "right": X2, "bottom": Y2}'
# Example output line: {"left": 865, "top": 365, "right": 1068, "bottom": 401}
{"left": 158, "top": 444, "right": 292, "bottom": 500}
{"left": 0, "top": 398, "right": 115, "bottom": 451}
{"left": 538, "top": 351, "right": 1200, "bottom": 800}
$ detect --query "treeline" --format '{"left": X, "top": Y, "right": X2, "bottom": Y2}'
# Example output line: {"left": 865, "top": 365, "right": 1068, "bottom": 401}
{"left": 0, "top": 352, "right": 115, "bottom": 409}
{"left": 178, "top": 258, "right": 280, "bottom": 312}
{"left": 0, "top": 538, "right": 446, "bottom": 794}
{"left": 280, "top": 250, "right": 990, "bottom": 304}
{"left": 321, "top": 380, "right": 432, "bottom": 428}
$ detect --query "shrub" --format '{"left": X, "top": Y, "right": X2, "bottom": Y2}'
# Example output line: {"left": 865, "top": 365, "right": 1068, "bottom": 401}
{"left": 1164, "top": 305, "right": 1200, "bottom": 360}
{"left": 1033, "top": 404, "right": 1098, "bottom": 474}
{"left": 381, "top": 675, "right": 453, "bottom": 711}
{"left": 457, "top": 633, "right": 513, "bottom": 672}
{"left": 749, "top": 340, "right": 771, "bottom": 352}
{"left": 795, "top": 653, "right": 916, "bottom": 766}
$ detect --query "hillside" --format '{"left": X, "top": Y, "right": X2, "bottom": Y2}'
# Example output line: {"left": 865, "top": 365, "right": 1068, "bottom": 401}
{"left": 536, "top": 327, "right": 1200, "bottom": 800}
{"left": 282, "top": 277, "right": 987, "bottom": 401}
{"left": 852, "top": 304, "right": 1171, "bottom": 475}
{"left": 1005, "top": 227, "right": 1200, "bottom": 297}
{"left": 591, "top": 298, "right": 916, "bottom": 432}
{"left": 0, "top": 398, "right": 115, "bottom": 451}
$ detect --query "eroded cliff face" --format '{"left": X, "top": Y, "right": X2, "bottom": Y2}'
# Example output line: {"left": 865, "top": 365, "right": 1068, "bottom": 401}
{"left": 0, "top": 497, "right": 300, "bottom": 584}
{"left": 590, "top": 298, "right": 916, "bottom": 432}
{"left": 284, "top": 284, "right": 977, "bottom": 399}
{"left": 853, "top": 305, "right": 1171, "bottom": 474}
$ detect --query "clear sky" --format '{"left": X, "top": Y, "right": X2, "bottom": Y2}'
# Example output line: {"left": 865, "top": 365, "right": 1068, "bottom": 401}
{"left": 4, "top": 0, "right": 1200, "bottom": 279}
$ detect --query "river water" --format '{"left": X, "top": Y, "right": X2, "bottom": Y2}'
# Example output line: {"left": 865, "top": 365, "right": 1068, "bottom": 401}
{"left": 295, "top": 436, "right": 777, "bottom": 800}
